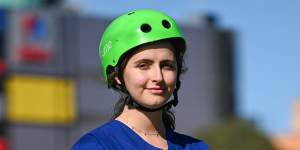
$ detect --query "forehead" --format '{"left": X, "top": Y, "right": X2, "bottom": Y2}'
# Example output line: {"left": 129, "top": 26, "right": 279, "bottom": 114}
{"left": 129, "top": 41, "right": 175, "bottom": 60}
{"left": 137, "top": 41, "right": 174, "bottom": 52}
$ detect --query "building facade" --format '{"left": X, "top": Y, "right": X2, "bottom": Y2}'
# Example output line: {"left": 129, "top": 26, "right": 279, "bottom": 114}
{"left": 3, "top": 9, "right": 236, "bottom": 150}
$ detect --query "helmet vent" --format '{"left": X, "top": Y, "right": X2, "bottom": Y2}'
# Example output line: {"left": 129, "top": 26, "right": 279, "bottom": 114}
{"left": 162, "top": 20, "right": 171, "bottom": 29}
{"left": 140, "top": 24, "right": 152, "bottom": 33}
{"left": 127, "top": 12, "right": 135, "bottom": 15}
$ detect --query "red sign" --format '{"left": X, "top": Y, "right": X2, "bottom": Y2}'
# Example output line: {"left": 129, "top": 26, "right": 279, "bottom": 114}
{"left": 0, "top": 59, "right": 5, "bottom": 75}
{"left": 0, "top": 137, "right": 7, "bottom": 150}
{"left": 18, "top": 45, "right": 52, "bottom": 63}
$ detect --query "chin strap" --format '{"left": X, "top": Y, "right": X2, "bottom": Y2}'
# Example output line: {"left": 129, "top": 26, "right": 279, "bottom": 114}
{"left": 125, "top": 95, "right": 178, "bottom": 112}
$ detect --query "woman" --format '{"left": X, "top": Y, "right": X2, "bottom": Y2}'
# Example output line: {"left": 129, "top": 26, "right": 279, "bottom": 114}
{"left": 71, "top": 9, "right": 209, "bottom": 150}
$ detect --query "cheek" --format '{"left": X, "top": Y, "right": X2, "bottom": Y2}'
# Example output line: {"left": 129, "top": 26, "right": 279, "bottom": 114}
{"left": 124, "top": 70, "right": 148, "bottom": 88}
{"left": 165, "top": 72, "right": 177, "bottom": 88}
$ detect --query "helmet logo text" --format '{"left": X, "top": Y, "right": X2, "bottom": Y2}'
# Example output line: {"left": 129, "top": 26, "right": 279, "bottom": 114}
{"left": 102, "top": 41, "right": 112, "bottom": 57}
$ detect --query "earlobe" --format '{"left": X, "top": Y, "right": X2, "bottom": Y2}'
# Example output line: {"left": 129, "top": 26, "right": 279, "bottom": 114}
{"left": 114, "top": 77, "right": 122, "bottom": 85}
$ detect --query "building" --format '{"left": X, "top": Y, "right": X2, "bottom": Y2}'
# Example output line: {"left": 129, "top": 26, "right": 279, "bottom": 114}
{"left": 3, "top": 9, "right": 236, "bottom": 150}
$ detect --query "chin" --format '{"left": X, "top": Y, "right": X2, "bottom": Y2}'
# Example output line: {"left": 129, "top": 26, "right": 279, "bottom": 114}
{"left": 142, "top": 98, "right": 169, "bottom": 108}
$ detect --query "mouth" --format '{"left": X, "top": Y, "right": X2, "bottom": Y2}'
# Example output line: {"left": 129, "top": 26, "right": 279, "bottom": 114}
{"left": 146, "top": 88, "right": 166, "bottom": 94}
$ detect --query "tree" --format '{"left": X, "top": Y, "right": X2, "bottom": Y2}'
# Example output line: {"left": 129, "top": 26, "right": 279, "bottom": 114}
{"left": 196, "top": 119, "right": 276, "bottom": 150}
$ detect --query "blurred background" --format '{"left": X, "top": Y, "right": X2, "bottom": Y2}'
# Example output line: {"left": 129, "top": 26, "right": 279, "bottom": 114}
{"left": 0, "top": 0, "right": 299, "bottom": 150}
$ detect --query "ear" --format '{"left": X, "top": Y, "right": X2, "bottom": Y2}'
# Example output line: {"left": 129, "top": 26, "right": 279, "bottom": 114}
{"left": 114, "top": 77, "right": 122, "bottom": 85}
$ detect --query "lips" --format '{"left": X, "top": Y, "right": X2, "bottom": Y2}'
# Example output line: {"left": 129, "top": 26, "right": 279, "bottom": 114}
{"left": 146, "top": 87, "right": 166, "bottom": 94}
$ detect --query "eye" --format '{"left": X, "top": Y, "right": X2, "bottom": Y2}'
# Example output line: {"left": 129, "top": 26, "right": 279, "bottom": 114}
{"left": 136, "top": 63, "right": 150, "bottom": 70}
{"left": 162, "top": 63, "right": 176, "bottom": 70}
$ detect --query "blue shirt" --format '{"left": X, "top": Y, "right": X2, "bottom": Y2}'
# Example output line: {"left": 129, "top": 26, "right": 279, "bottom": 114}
{"left": 71, "top": 120, "right": 209, "bottom": 150}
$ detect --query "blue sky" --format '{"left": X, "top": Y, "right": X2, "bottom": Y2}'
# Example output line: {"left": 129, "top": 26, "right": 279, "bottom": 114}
{"left": 65, "top": 0, "right": 300, "bottom": 136}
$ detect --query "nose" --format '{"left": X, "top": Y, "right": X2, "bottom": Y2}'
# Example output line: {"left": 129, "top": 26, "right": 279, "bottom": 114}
{"left": 150, "top": 66, "right": 163, "bottom": 83}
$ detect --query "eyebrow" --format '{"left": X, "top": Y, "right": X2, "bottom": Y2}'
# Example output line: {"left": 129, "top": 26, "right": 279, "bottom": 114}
{"left": 161, "top": 59, "right": 176, "bottom": 64}
{"left": 133, "top": 58, "right": 176, "bottom": 64}
{"left": 133, "top": 59, "right": 153, "bottom": 65}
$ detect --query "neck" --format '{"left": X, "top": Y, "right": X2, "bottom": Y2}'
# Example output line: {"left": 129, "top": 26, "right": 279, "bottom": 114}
{"left": 117, "top": 105, "right": 165, "bottom": 135}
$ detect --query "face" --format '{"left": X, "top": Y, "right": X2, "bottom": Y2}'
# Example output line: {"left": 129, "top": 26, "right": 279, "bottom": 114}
{"left": 118, "top": 41, "right": 178, "bottom": 109}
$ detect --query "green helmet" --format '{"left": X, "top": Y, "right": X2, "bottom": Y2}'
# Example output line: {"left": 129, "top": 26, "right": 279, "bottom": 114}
{"left": 99, "top": 9, "right": 186, "bottom": 82}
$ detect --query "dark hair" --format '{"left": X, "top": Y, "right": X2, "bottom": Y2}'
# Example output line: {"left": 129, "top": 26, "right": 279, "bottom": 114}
{"left": 107, "top": 39, "right": 186, "bottom": 130}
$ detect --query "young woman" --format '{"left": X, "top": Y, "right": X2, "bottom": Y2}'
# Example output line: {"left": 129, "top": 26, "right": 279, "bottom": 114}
{"left": 71, "top": 9, "right": 209, "bottom": 150}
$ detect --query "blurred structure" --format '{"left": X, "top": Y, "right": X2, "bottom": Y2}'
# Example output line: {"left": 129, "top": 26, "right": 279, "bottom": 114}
{"left": 0, "top": 9, "right": 6, "bottom": 117}
{"left": 0, "top": 0, "right": 41, "bottom": 9}
{"left": 0, "top": 9, "right": 8, "bottom": 150}
{"left": 178, "top": 14, "right": 236, "bottom": 131}
{"left": 0, "top": 0, "right": 60, "bottom": 9}
{"left": 272, "top": 100, "right": 300, "bottom": 150}
{"left": 5, "top": 9, "right": 77, "bottom": 150}
{"left": 2, "top": 8, "right": 236, "bottom": 150}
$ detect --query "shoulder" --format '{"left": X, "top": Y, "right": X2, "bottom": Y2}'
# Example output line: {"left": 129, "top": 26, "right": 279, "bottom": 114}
{"left": 71, "top": 120, "right": 120, "bottom": 150}
{"left": 169, "top": 130, "right": 210, "bottom": 150}
{"left": 89, "top": 120, "right": 120, "bottom": 137}
{"left": 71, "top": 134, "right": 105, "bottom": 150}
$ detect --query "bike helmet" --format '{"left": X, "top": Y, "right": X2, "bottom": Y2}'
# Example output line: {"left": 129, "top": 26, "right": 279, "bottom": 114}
{"left": 99, "top": 9, "right": 186, "bottom": 82}
{"left": 99, "top": 9, "right": 186, "bottom": 112}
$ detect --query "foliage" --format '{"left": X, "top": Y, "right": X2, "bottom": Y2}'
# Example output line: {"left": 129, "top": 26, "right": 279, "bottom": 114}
{"left": 196, "top": 119, "right": 276, "bottom": 150}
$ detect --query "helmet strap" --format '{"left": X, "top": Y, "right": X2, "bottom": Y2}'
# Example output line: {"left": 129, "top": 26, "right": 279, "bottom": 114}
{"left": 125, "top": 94, "right": 178, "bottom": 112}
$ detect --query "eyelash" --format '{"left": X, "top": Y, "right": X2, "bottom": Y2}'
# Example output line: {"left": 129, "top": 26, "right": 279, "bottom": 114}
{"left": 137, "top": 63, "right": 149, "bottom": 70}
{"left": 136, "top": 63, "right": 176, "bottom": 70}
{"left": 162, "top": 64, "right": 175, "bottom": 70}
